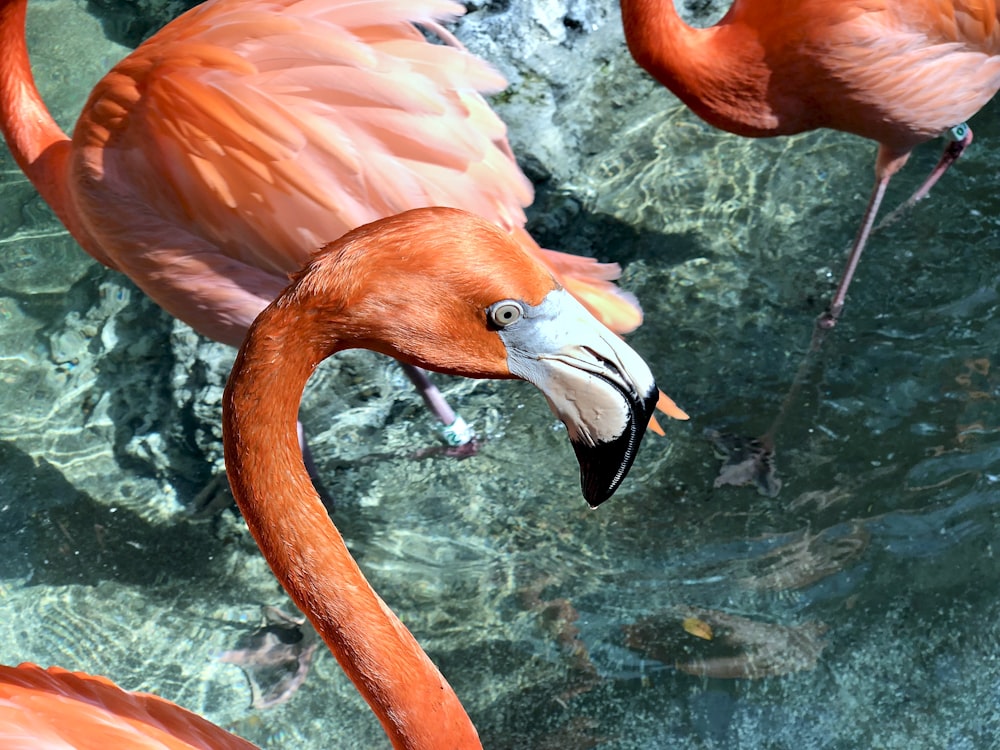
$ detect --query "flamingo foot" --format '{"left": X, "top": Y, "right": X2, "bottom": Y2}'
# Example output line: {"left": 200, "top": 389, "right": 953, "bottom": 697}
{"left": 220, "top": 605, "right": 319, "bottom": 709}
{"left": 706, "top": 428, "right": 782, "bottom": 497}
{"left": 409, "top": 437, "right": 481, "bottom": 460}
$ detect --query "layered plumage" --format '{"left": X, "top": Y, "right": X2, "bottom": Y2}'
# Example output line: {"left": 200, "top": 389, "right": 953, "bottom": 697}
{"left": 0, "top": 663, "right": 254, "bottom": 750}
{"left": 0, "top": 0, "right": 646, "bottom": 424}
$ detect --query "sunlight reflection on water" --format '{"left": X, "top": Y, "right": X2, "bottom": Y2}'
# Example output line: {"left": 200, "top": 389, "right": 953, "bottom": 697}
{"left": 1, "top": 0, "right": 1000, "bottom": 748}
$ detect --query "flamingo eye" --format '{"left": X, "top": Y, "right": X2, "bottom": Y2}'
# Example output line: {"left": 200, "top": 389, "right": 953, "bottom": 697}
{"left": 487, "top": 300, "right": 523, "bottom": 328}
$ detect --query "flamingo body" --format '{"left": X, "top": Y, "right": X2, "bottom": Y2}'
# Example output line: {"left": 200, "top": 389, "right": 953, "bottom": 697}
{"left": 0, "top": 663, "right": 254, "bottom": 749}
{"left": 0, "top": 208, "right": 659, "bottom": 749}
{"left": 621, "top": 0, "right": 1000, "bottom": 320}
{"left": 1, "top": 0, "right": 641, "bottom": 348}
{"left": 622, "top": 0, "right": 1000, "bottom": 165}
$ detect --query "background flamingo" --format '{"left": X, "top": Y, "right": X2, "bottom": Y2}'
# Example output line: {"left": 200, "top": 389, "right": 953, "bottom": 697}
{"left": 0, "top": 663, "right": 256, "bottom": 749}
{"left": 0, "top": 0, "right": 683, "bottom": 448}
{"left": 619, "top": 0, "right": 1000, "bottom": 325}
{"left": 0, "top": 207, "right": 659, "bottom": 749}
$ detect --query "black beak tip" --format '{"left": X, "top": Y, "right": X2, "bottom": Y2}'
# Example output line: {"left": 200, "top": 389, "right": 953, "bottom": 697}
{"left": 582, "top": 472, "right": 614, "bottom": 509}
{"left": 574, "top": 385, "right": 659, "bottom": 507}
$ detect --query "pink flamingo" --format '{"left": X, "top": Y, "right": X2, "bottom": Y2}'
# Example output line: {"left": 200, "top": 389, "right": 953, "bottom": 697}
{"left": 0, "top": 207, "right": 660, "bottom": 749}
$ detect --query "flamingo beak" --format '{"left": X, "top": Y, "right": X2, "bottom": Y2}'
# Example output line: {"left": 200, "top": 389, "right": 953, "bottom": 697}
{"left": 497, "top": 289, "right": 659, "bottom": 507}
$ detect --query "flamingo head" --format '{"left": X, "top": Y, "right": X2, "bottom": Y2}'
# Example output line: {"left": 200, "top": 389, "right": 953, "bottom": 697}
{"left": 285, "top": 207, "right": 659, "bottom": 506}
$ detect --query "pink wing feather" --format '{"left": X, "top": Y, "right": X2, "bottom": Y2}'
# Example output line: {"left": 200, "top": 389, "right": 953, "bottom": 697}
{"left": 0, "top": 663, "right": 255, "bottom": 749}
{"left": 67, "top": 0, "right": 641, "bottom": 345}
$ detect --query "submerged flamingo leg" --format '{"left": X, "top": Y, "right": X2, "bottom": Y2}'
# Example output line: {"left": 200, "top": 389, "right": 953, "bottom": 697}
{"left": 401, "top": 363, "right": 476, "bottom": 447}
{"left": 876, "top": 124, "right": 974, "bottom": 230}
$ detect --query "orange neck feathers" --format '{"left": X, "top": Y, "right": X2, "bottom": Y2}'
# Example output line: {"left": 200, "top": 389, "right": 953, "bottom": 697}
{"left": 618, "top": 0, "right": 813, "bottom": 137}
{"left": 0, "top": 0, "right": 107, "bottom": 261}
{"left": 0, "top": 0, "right": 65, "bottom": 173}
{"left": 225, "top": 327, "right": 479, "bottom": 748}
{"left": 222, "top": 209, "right": 554, "bottom": 750}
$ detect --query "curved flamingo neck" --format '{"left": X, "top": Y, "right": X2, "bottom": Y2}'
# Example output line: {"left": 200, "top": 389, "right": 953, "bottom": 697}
{"left": 0, "top": 0, "right": 95, "bottom": 248}
{"left": 619, "top": 0, "right": 787, "bottom": 137}
{"left": 222, "top": 303, "right": 481, "bottom": 750}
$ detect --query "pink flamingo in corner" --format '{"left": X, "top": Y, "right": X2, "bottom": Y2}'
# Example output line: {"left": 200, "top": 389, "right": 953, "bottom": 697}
{"left": 0, "top": 0, "right": 687, "bottom": 448}
{"left": 0, "top": 207, "right": 660, "bottom": 748}
{"left": 619, "top": 0, "right": 1000, "bottom": 326}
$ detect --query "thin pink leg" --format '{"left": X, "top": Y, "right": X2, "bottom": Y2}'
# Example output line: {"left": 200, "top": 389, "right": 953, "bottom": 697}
{"left": 876, "top": 124, "right": 973, "bottom": 230}
{"left": 401, "top": 363, "right": 475, "bottom": 446}
{"left": 817, "top": 173, "right": 891, "bottom": 329}
{"left": 746, "top": 125, "right": 975, "bottom": 489}
{"left": 818, "top": 123, "right": 973, "bottom": 329}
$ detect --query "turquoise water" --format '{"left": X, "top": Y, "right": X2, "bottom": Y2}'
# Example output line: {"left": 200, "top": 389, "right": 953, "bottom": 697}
{"left": 2, "top": 0, "right": 1000, "bottom": 747}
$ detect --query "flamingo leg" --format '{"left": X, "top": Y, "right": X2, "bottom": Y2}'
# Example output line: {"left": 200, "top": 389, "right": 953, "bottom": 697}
{"left": 817, "top": 171, "right": 892, "bottom": 328}
{"left": 876, "top": 124, "right": 974, "bottom": 231}
{"left": 400, "top": 364, "right": 476, "bottom": 447}
{"left": 743, "top": 126, "right": 978, "bottom": 494}
{"left": 906, "top": 124, "right": 973, "bottom": 205}
{"left": 819, "top": 123, "right": 973, "bottom": 329}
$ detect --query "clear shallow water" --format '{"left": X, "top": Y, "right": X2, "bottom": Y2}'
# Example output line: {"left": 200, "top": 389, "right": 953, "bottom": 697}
{"left": 2, "top": 1, "right": 1000, "bottom": 748}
